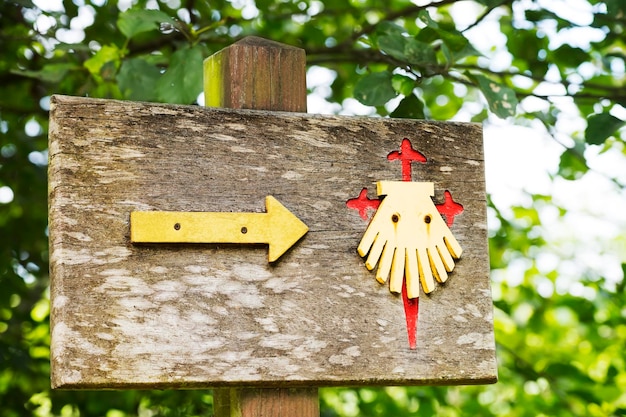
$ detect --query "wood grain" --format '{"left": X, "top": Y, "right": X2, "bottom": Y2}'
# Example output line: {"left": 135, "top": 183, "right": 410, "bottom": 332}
{"left": 205, "top": 36, "right": 316, "bottom": 414}
{"left": 204, "top": 36, "right": 306, "bottom": 112}
{"left": 49, "top": 95, "right": 497, "bottom": 389}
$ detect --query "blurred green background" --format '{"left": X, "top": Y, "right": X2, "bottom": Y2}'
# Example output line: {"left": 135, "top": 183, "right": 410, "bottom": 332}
{"left": 1, "top": 0, "right": 625, "bottom": 415}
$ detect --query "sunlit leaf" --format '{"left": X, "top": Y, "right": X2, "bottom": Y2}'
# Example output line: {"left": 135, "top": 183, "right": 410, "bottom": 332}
{"left": 391, "top": 74, "right": 415, "bottom": 96}
{"left": 470, "top": 73, "right": 518, "bottom": 118}
{"left": 84, "top": 44, "right": 121, "bottom": 82}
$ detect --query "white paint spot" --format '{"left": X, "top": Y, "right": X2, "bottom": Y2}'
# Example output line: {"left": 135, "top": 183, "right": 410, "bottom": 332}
{"left": 328, "top": 355, "right": 351, "bottom": 366}
{"left": 99, "top": 268, "right": 130, "bottom": 276}
{"left": 328, "top": 346, "right": 361, "bottom": 366}
{"left": 440, "top": 166, "right": 453, "bottom": 172}
{"left": 255, "top": 317, "right": 279, "bottom": 332}
{"left": 185, "top": 265, "right": 208, "bottom": 273}
{"left": 313, "top": 200, "right": 333, "bottom": 211}
{"left": 343, "top": 346, "right": 361, "bottom": 357}
{"left": 212, "top": 306, "right": 229, "bottom": 316}
{"left": 118, "top": 297, "right": 155, "bottom": 310}
{"left": 67, "top": 231, "right": 92, "bottom": 242}
{"left": 264, "top": 277, "right": 300, "bottom": 293}
{"left": 456, "top": 332, "right": 493, "bottom": 349}
{"left": 225, "top": 123, "right": 247, "bottom": 131}
{"left": 466, "top": 303, "right": 482, "bottom": 317}
{"left": 281, "top": 170, "right": 303, "bottom": 180}
{"left": 219, "top": 350, "right": 252, "bottom": 362}
{"left": 233, "top": 264, "right": 271, "bottom": 281}
{"left": 209, "top": 133, "right": 236, "bottom": 142}
{"left": 149, "top": 266, "right": 168, "bottom": 274}
{"left": 222, "top": 367, "right": 262, "bottom": 381}
{"left": 380, "top": 336, "right": 397, "bottom": 344}
{"left": 55, "top": 248, "right": 93, "bottom": 265}
{"left": 237, "top": 331, "right": 260, "bottom": 340}
{"left": 152, "top": 279, "right": 185, "bottom": 292}
{"left": 453, "top": 315, "right": 468, "bottom": 323}
{"left": 53, "top": 295, "right": 69, "bottom": 309}
{"left": 290, "top": 133, "right": 332, "bottom": 148}
{"left": 224, "top": 282, "right": 265, "bottom": 308}
{"left": 51, "top": 322, "right": 107, "bottom": 356}
{"left": 230, "top": 145, "right": 255, "bottom": 153}
{"left": 259, "top": 334, "right": 300, "bottom": 350}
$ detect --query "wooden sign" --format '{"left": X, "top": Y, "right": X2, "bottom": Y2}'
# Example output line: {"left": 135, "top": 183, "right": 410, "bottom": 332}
{"left": 49, "top": 94, "right": 497, "bottom": 389}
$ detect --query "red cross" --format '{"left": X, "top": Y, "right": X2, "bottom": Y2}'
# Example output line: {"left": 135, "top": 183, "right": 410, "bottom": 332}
{"left": 346, "top": 188, "right": 380, "bottom": 220}
{"left": 387, "top": 138, "right": 426, "bottom": 181}
{"left": 435, "top": 190, "right": 464, "bottom": 227}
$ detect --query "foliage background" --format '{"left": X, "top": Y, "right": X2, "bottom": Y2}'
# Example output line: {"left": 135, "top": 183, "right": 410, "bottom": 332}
{"left": 1, "top": 0, "right": 625, "bottom": 415}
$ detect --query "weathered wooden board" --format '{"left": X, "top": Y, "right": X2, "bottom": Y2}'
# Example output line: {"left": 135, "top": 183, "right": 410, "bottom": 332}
{"left": 49, "top": 94, "right": 497, "bottom": 389}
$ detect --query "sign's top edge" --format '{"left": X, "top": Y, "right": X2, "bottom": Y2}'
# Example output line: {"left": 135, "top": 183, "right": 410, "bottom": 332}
{"left": 49, "top": 94, "right": 483, "bottom": 128}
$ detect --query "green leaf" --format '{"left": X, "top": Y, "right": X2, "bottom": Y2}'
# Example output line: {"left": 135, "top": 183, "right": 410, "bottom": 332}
{"left": 390, "top": 93, "right": 425, "bottom": 119}
{"left": 605, "top": 0, "right": 625, "bottom": 15}
{"left": 10, "top": 63, "right": 77, "bottom": 83}
{"left": 156, "top": 46, "right": 204, "bottom": 104}
{"left": 391, "top": 74, "right": 415, "bottom": 96}
{"left": 585, "top": 112, "right": 625, "bottom": 145}
{"left": 403, "top": 38, "right": 437, "bottom": 66}
{"left": 117, "top": 58, "right": 161, "bottom": 101}
{"left": 374, "top": 21, "right": 406, "bottom": 37}
{"left": 415, "top": 26, "right": 439, "bottom": 44}
{"left": 84, "top": 44, "right": 122, "bottom": 82}
{"left": 378, "top": 34, "right": 437, "bottom": 67}
{"left": 378, "top": 34, "right": 407, "bottom": 62}
{"left": 438, "top": 29, "right": 469, "bottom": 52}
{"left": 354, "top": 71, "right": 397, "bottom": 106}
{"left": 558, "top": 148, "right": 588, "bottom": 180}
{"left": 470, "top": 73, "right": 518, "bottom": 118}
{"left": 551, "top": 44, "right": 589, "bottom": 68}
{"left": 117, "top": 9, "right": 176, "bottom": 40}
{"left": 418, "top": 9, "right": 438, "bottom": 28}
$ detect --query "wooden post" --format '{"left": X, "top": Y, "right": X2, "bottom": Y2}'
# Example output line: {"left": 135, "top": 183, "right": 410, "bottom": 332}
{"left": 203, "top": 36, "right": 318, "bottom": 417}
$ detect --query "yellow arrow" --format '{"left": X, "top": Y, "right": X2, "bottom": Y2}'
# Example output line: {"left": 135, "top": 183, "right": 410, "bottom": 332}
{"left": 130, "top": 196, "right": 308, "bottom": 262}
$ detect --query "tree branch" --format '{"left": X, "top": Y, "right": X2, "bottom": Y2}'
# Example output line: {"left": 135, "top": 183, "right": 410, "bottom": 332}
{"left": 462, "top": 0, "right": 514, "bottom": 32}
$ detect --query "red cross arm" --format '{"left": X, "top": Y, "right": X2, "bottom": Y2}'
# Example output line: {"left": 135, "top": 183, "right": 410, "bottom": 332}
{"left": 387, "top": 138, "right": 426, "bottom": 181}
{"left": 435, "top": 190, "right": 464, "bottom": 227}
{"left": 346, "top": 188, "right": 380, "bottom": 220}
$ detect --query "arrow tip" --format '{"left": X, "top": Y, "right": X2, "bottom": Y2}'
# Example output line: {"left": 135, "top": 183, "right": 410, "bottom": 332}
{"left": 266, "top": 196, "right": 308, "bottom": 262}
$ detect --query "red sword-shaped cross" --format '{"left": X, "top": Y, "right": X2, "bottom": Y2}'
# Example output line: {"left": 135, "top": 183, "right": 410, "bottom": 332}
{"left": 347, "top": 138, "right": 463, "bottom": 349}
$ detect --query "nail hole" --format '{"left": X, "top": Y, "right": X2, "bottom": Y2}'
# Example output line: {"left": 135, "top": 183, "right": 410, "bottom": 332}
{"left": 241, "top": 226, "right": 248, "bottom": 234}
{"left": 173, "top": 223, "right": 181, "bottom": 230}
{"left": 391, "top": 214, "right": 399, "bottom": 223}
{"left": 424, "top": 215, "right": 431, "bottom": 224}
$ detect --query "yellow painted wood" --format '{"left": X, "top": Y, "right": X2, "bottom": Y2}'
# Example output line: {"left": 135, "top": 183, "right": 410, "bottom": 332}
{"left": 130, "top": 196, "right": 308, "bottom": 262}
{"left": 357, "top": 181, "right": 463, "bottom": 299}
{"left": 203, "top": 51, "right": 222, "bottom": 108}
